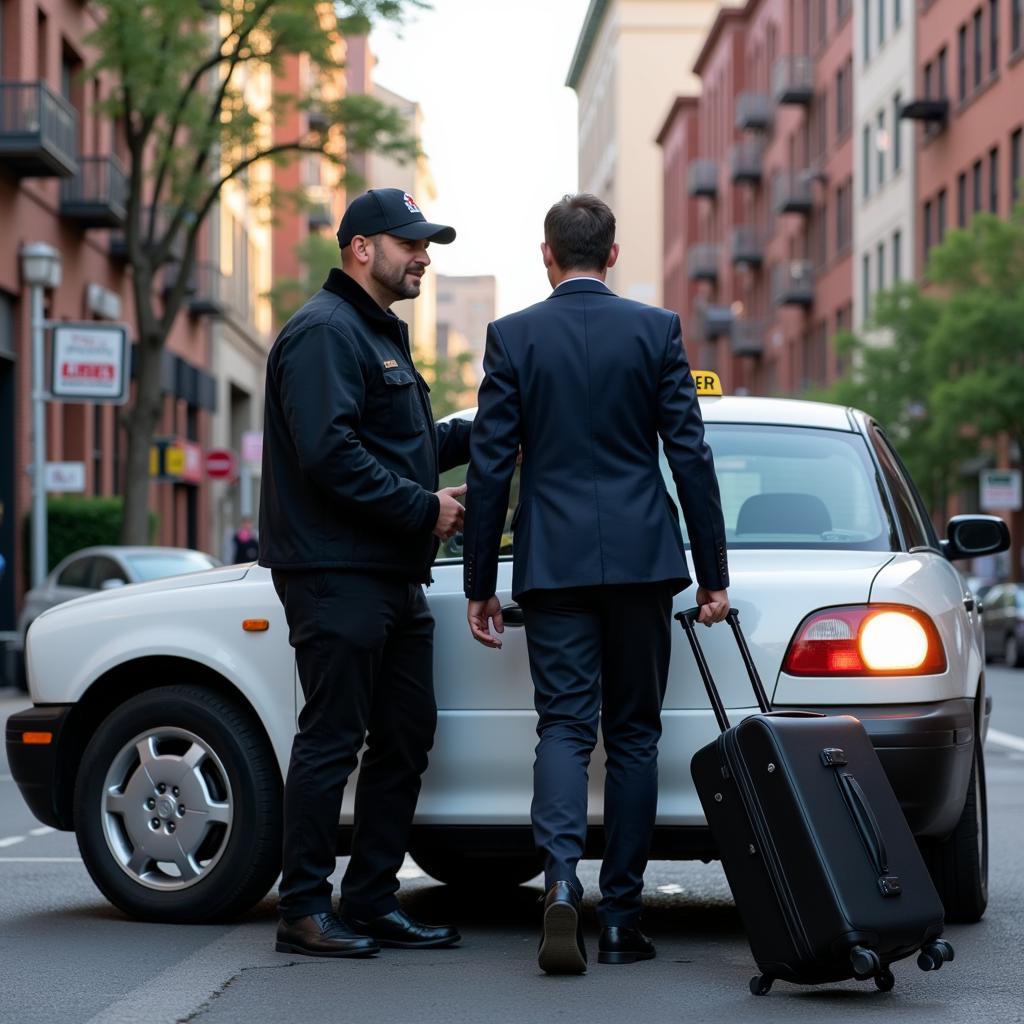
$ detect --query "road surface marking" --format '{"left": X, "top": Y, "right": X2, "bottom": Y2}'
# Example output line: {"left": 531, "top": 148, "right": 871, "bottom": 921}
{"left": 28, "top": 826, "right": 55, "bottom": 837}
{"left": 657, "top": 883, "right": 684, "bottom": 894}
{"left": 987, "top": 729, "right": 1024, "bottom": 753}
{"left": 0, "top": 836, "right": 26, "bottom": 848}
{"left": 0, "top": 856, "right": 81, "bottom": 863}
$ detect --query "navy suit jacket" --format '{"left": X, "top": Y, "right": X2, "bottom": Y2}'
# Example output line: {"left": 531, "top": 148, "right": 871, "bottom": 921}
{"left": 463, "top": 279, "right": 729, "bottom": 602}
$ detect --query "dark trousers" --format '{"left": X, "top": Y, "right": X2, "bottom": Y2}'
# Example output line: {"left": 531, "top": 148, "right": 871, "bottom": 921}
{"left": 519, "top": 583, "right": 673, "bottom": 927}
{"left": 272, "top": 570, "right": 436, "bottom": 920}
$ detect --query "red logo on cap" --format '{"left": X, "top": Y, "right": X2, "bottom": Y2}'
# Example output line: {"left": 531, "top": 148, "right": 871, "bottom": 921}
{"left": 403, "top": 193, "right": 420, "bottom": 213}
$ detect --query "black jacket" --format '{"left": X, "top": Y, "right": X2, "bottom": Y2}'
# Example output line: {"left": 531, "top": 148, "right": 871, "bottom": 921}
{"left": 259, "top": 269, "right": 471, "bottom": 581}
{"left": 463, "top": 279, "right": 728, "bottom": 601}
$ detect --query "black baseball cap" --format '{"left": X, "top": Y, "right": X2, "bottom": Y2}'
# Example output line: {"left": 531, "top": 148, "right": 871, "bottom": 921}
{"left": 337, "top": 188, "right": 456, "bottom": 248}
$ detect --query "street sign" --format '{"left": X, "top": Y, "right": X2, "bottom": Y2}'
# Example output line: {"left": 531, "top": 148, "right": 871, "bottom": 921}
{"left": 205, "top": 448, "right": 237, "bottom": 480}
{"left": 241, "top": 430, "right": 263, "bottom": 467}
{"left": 980, "top": 469, "right": 1022, "bottom": 511}
{"left": 44, "top": 462, "right": 86, "bottom": 493}
{"left": 150, "top": 439, "right": 204, "bottom": 484}
{"left": 51, "top": 323, "right": 129, "bottom": 404}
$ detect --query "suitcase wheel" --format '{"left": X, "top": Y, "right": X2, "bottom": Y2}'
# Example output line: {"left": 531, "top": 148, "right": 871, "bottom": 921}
{"left": 917, "top": 939, "right": 955, "bottom": 972}
{"left": 874, "top": 968, "right": 895, "bottom": 992}
{"left": 749, "top": 974, "right": 774, "bottom": 996}
{"left": 850, "top": 945, "right": 881, "bottom": 979}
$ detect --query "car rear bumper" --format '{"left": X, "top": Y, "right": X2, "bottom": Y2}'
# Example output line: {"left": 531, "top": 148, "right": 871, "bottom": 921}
{"left": 787, "top": 698, "right": 978, "bottom": 838}
{"left": 5, "top": 705, "right": 74, "bottom": 830}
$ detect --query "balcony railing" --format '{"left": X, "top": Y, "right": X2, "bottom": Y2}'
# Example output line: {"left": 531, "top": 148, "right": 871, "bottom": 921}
{"left": 687, "top": 159, "right": 719, "bottom": 198}
{"left": 0, "top": 80, "right": 77, "bottom": 177}
{"left": 772, "top": 56, "right": 814, "bottom": 105}
{"left": 702, "top": 303, "right": 734, "bottom": 339}
{"left": 687, "top": 243, "right": 720, "bottom": 282}
{"left": 899, "top": 97, "right": 950, "bottom": 124}
{"left": 771, "top": 260, "right": 815, "bottom": 307}
{"left": 731, "top": 226, "right": 763, "bottom": 266}
{"left": 736, "top": 92, "right": 774, "bottom": 132}
{"left": 307, "top": 104, "right": 330, "bottom": 131}
{"left": 731, "top": 318, "right": 766, "bottom": 357}
{"left": 188, "top": 262, "right": 228, "bottom": 317}
{"left": 730, "top": 139, "right": 764, "bottom": 184}
{"left": 59, "top": 155, "right": 127, "bottom": 227}
{"left": 772, "top": 170, "right": 814, "bottom": 214}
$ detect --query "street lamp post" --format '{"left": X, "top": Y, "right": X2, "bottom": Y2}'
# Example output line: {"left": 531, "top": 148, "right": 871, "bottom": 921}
{"left": 20, "top": 243, "right": 62, "bottom": 589}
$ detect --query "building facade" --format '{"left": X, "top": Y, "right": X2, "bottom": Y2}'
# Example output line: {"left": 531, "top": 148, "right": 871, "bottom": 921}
{"left": 435, "top": 273, "right": 497, "bottom": 393}
{"left": 568, "top": 0, "right": 740, "bottom": 305}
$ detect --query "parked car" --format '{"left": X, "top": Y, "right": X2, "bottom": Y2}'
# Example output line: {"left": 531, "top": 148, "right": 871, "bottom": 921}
{"left": 981, "top": 583, "right": 1024, "bottom": 667}
{"left": 9, "top": 546, "right": 219, "bottom": 689}
{"left": 5, "top": 385, "right": 1010, "bottom": 927}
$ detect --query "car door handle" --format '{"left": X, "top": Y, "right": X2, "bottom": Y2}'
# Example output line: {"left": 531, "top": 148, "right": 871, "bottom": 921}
{"left": 501, "top": 603, "right": 525, "bottom": 627}
{"left": 964, "top": 596, "right": 975, "bottom": 612}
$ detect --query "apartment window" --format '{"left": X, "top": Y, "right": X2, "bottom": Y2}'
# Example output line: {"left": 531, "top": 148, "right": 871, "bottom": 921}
{"left": 937, "top": 188, "right": 947, "bottom": 242}
{"left": 923, "top": 199, "right": 934, "bottom": 264}
{"left": 879, "top": 0, "right": 886, "bottom": 46}
{"left": 1014, "top": 0, "right": 1023, "bottom": 53}
{"left": 862, "top": 253, "right": 871, "bottom": 320}
{"left": 893, "top": 93, "right": 903, "bottom": 172}
{"left": 959, "top": 25, "right": 968, "bottom": 100}
{"left": 973, "top": 10, "right": 983, "bottom": 89}
{"left": 1012, "top": 128, "right": 1022, "bottom": 204}
{"left": 938, "top": 46, "right": 948, "bottom": 96}
{"left": 990, "top": 0, "right": 999, "bottom": 73}
{"left": 958, "top": 171, "right": 968, "bottom": 226}
{"left": 877, "top": 111, "right": 886, "bottom": 186}
{"left": 836, "top": 65, "right": 848, "bottom": 136}
{"left": 973, "top": 159, "right": 984, "bottom": 211}
{"left": 877, "top": 242, "right": 886, "bottom": 292}
{"left": 924, "top": 61, "right": 934, "bottom": 97}
{"left": 863, "top": 124, "right": 872, "bottom": 197}
{"left": 989, "top": 146, "right": 999, "bottom": 212}
{"left": 893, "top": 230, "right": 902, "bottom": 282}
{"left": 864, "top": 1, "right": 871, "bottom": 62}
{"left": 895, "top": 0, "right": 902, "bottom": 28}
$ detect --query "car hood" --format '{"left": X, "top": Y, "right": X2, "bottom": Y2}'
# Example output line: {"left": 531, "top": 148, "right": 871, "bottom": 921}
{"left": 34, "top": 563, "right": 254, "bottom": 621}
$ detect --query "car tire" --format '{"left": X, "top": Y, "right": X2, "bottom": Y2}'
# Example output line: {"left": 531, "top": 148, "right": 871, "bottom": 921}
{"left": 410, "top": 847, "right": 542, "bottom": 889}
{"left": 919, "top": 736, "right": 988, "bottom": 924}
{"left": 74, "top": 684, "right": 282, "bottom": 923}
{"left": 1004, "top": 633, "right": 1024, "bottom": 668}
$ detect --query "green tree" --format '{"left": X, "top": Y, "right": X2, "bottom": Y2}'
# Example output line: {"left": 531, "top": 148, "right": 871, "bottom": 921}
{"left": 86, "top": 0, "right": 422, "bottom": 543}
{"left": 266, "top": 233, "right": 340, "bottom": 325}
{"left": 418, "top": 350, "right": 475, "bottom": 418}
{"left": 822, "top": 206, "right": 1024, "bottom": 512}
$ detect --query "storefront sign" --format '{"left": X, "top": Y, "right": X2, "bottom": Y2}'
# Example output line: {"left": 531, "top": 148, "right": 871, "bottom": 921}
{"left": 241, "top": 430, "right": 263, "bottom": 467}
{"left": 51, "top": 323, "right": 129, "bottom": 404}
{"left": 44, "top": 462, "right": 86, "bottom": 493}
{"left": 980, "top": 469, "right": 1022, "bottom": 511}
{"left": 150, "top": 438, "right": 203, "bottom": 484}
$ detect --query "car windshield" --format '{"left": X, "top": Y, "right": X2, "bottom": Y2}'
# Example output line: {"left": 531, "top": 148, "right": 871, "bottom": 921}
{"left": 664, "top": 424, "right": 896, "bottom": 551}
{"left": 123, "top": 552, "right": 218, "bottom": 582}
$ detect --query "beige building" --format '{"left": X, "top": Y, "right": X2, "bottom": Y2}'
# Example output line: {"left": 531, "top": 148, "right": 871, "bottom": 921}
{"left": 435, "top": 274, "right": 498, "bottom": 386}
{"left": 567, "top": 0, "right": 740, "bottom": 304}
{"left": 365, "top": 82, "right": 439, "bottom": 357}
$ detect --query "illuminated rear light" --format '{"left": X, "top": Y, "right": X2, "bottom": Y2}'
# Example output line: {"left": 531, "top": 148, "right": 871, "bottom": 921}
{"left": 783, "top": 605, "right": 946, "bottom": 676}
{"left": 22, "top": 732, "right": 53, "bottom": 745}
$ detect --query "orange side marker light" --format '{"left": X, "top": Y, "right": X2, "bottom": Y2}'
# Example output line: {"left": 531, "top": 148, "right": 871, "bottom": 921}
{"left": 242, "top": 619, "right": 270, "bottom": 633}
{"left": 22, "top": 732, "right": 53, "bottom": 745}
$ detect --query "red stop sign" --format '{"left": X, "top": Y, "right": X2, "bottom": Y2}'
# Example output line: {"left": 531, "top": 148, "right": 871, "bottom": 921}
{"left": 205, "top": 448, "right": 237, "bottom": 480}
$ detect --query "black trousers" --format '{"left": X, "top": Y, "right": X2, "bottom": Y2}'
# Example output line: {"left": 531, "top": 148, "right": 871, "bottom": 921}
{"left": 519, "top": 583, "right": 674, "bottom": 927}
{"left": 272, "top": 570, "right": 436, "bottom": 920}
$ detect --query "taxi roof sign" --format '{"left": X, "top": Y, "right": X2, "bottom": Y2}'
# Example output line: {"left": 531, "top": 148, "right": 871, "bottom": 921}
{"left": 692, "top": 370, "right": 723, "bottom": 397}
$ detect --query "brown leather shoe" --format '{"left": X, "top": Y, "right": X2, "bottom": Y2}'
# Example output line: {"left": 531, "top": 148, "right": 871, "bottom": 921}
{"left": 275, "top": 912, "right": 380, "bottom": 958}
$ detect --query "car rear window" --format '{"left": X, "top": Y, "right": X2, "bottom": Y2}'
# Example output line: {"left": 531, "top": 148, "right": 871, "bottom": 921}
{"left": 664, "top": 424, "right": 896, "bottom": 551}
{"left": 123, "top": 553, "right": 218, "bottom": 581}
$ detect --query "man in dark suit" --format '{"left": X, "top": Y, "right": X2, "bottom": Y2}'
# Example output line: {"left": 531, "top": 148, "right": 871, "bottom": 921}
{"left": 462, "top": 194, "right": 730, "bottom": 974}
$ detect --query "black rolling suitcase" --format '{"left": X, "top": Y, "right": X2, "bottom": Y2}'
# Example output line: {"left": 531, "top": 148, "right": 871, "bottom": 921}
{"left": 678, "top": 607, "right": 953, "bottom": 995}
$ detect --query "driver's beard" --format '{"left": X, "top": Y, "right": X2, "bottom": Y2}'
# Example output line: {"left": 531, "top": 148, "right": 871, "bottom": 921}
{"left": 372, "top": 246, "right": 421, "bottom": 301}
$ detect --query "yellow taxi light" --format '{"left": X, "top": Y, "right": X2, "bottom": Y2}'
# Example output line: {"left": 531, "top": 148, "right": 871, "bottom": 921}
{"left": 242, "top": 619, "right": 270, "bottom": 633}
{"left": 22, "top": 732, "right": 53, "bottom": 745}
{"left": 692, "top": 370, "right": 723, "bottom": 397}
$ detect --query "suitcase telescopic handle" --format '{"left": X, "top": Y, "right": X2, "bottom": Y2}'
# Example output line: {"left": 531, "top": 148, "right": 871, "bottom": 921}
{"left": 675, "top": 608, "right": 773, "bottom": 733}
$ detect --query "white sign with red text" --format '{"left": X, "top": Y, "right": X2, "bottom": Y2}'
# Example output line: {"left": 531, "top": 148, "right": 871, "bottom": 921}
{"left": 51, "top": 323, "right": 129, "bottom": 404}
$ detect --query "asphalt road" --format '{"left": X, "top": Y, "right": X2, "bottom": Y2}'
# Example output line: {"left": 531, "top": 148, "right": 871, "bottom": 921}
{"left": 1, "top": 667, "right": 1022, "bottom": 1024}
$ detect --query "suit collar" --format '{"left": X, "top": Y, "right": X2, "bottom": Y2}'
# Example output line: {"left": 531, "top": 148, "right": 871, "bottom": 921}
{"left": 548, "top": 278, "right": 615, "bottom": 299}
{"left": 322, "top": 268, "right": 400, "bottom": 327}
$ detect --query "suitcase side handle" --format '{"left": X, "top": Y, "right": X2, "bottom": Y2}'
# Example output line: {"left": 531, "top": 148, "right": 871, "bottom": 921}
{"left": 675, "top": 608, "right": 772, "bottom": 729}
{"left": 837, "top": 770, "right": 902, "bottom": 898}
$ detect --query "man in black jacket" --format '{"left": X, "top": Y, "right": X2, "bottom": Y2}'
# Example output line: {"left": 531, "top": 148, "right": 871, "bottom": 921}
{"left": 463, "top": 194, "right": 730, "bottom": 974}
{"left": 260, "top": 188, "right": 470, "bottom": 958}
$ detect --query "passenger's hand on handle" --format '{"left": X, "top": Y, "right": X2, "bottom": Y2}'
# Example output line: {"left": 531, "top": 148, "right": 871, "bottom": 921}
{"left": 433, "top": 484, "right": 467, "bottom": 540}
{"left": 468, "top": 596, "right": 504, "bottom": 649}
{"left": 696, "top": 586, "right": 730, "bottom": 626}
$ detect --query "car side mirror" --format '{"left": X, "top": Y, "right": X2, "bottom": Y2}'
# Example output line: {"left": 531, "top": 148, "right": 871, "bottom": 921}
{"left": 100, "top": 578, "right": 127, "bottom": 591}
{"left": 941, "top": 515, "right": 1011, "bottom": 561}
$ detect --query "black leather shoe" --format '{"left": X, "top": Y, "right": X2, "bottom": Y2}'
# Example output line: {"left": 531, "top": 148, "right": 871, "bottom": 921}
{"left": 538, "top": 881, "right": 587, "bottom": 974}
{"left": 275, "top": 912, "right": 380, "bottom": 958}
{"left": 598, "top": 926, "right": 656, "bottom": 965}
{"left": 342, "top": 908, "right": 461, "bottom": 949}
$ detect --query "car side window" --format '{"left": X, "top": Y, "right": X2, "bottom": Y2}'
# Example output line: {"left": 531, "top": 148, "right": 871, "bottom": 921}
{"left": 92, "top": 557, "right": 129, "bottom": 588}
{"left": 57, "top": 557, "right": 95, "bottom": 589}
{"left": 434, "top": 463, "right": 521, "bottom": 563}
{"left": 868, "top": 426, "right": 933, "bottom": 550}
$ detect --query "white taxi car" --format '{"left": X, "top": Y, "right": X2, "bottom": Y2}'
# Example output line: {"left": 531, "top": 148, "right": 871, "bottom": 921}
{"left": 6, "top": 376, "right": 1010, "bottom": 926}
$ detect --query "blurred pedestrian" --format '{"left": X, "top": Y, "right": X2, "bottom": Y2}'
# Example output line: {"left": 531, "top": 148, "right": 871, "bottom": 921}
{"left": 231, "top": 518, "right": 260, "bottom": 563}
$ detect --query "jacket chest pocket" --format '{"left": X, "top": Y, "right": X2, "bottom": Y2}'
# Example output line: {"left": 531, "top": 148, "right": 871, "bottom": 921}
{"left": 373, "top": 367, "right": 425, "bottom": 437}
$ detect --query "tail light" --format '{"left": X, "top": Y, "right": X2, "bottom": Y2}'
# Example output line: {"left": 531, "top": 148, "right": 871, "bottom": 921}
{"left": 783, "top": 605, "right": 946, "bottom": 676}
